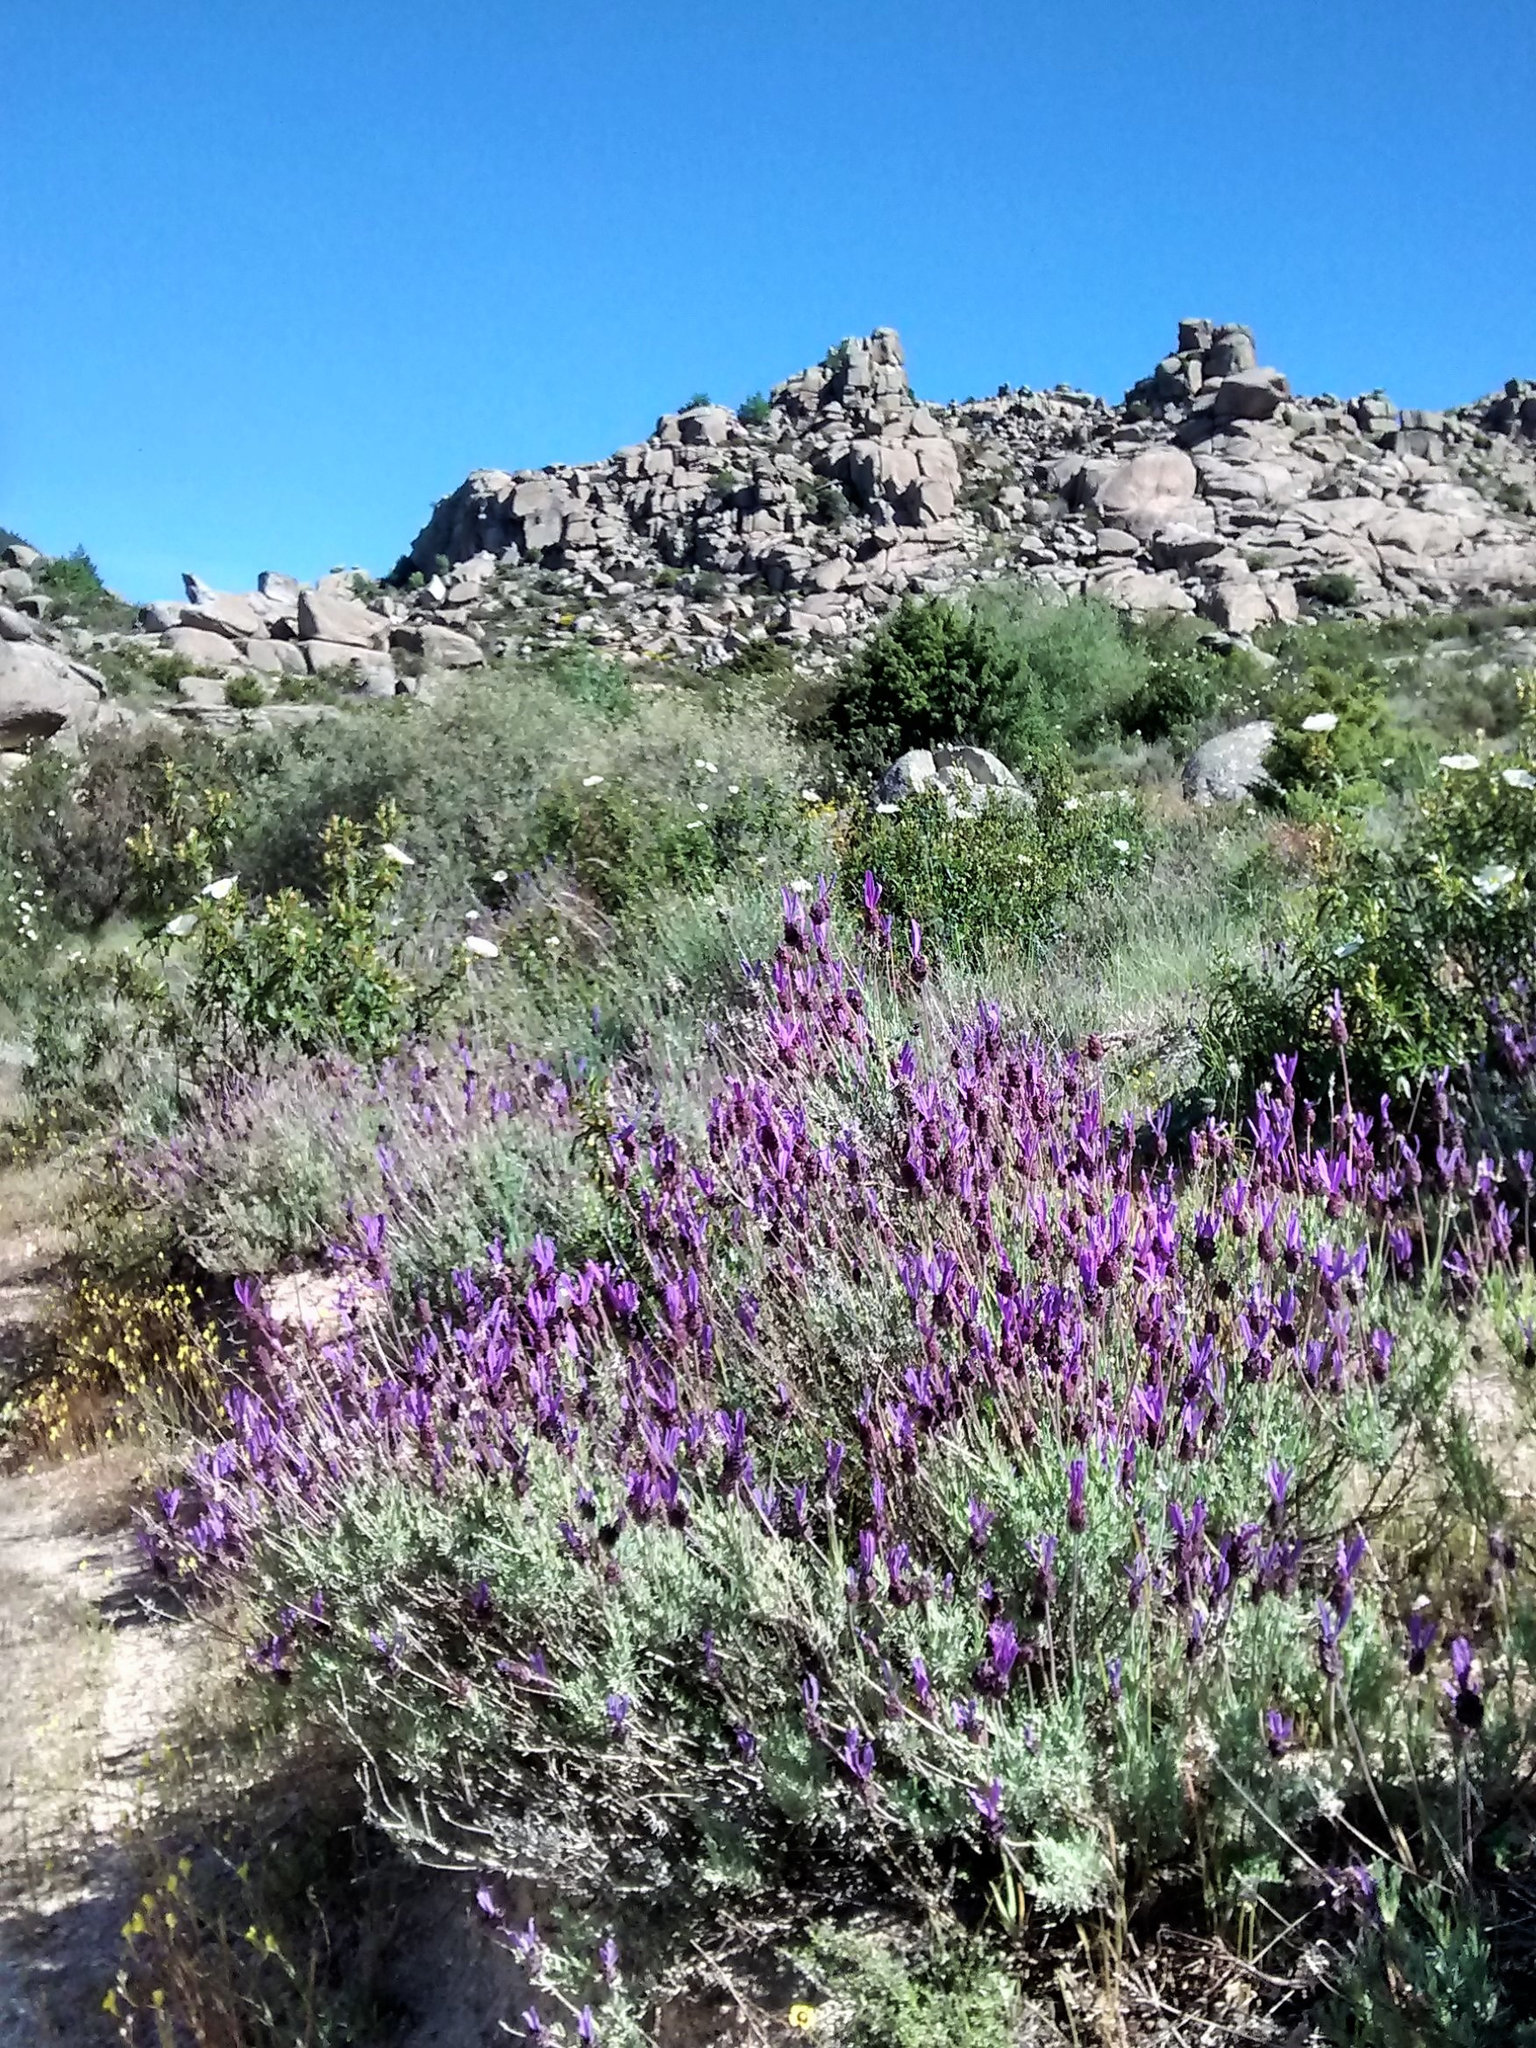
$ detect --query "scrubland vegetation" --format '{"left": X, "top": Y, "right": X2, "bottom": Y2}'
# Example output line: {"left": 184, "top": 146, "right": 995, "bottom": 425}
{"left": 8, "top": 586, "right": 1536, "bottom": 2042}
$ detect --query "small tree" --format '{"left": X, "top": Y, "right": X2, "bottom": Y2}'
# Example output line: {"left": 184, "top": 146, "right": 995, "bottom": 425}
{"left": 819, "top": 597, "right": 1026, "bottom": 778}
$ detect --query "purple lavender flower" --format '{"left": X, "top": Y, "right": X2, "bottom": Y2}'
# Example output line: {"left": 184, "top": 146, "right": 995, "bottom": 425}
{"left": 838, "top": 1723, "right": 876, "bottom": 1784}
{"left": 1106, "top": 1656, "right": 1123, "bottom": 1704}
{"left": 1265, "top": 1462, "right": 1292, "bottom": 1528}
{"left": 1406, "top": 1611, "right": 1437, "bottom": 1677}
{"left": 967, "top": 1496, "right": 996, "bottom": 1554}
{"left": 1066, "top": 1457, "right": 1087, "bottom": 1533}
{"left": 968, "top": 1777, "right": 1005, "bottom": 1841}
{"left": 1265, "top": 1708, "right": 1293, "bottom": 1758}
{"left": 605, "top": 1692, "right": 632, "bottom": 1733}
{"left": 578, "top": 2009, "right": 598, "bottom": 2045}
{"left": 1316, "top": 1594, "right": 1351, "bottom": 1681}
{"left": 597, "top": 1934, "right": 620, "bottom": 1984}
{"left": 911, "top": 1653, "right": 934, "bottom": 1712}
{"left": 1445, "top": 1636, "right": 1483, "bottom": 1730}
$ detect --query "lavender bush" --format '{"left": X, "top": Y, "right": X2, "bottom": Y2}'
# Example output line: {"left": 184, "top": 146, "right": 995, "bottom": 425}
{"left": 148, "top": 881, "right": 1536, "bottom": 2027}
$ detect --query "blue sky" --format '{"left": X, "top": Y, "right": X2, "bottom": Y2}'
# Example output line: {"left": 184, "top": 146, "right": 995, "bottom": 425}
{"left": 5, "top": 1, "right": 1532, "bottom": 600}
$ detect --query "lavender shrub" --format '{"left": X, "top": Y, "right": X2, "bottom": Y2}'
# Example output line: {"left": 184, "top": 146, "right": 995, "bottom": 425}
{"left": 148, "top": 878, "right": 1536, "bottom": 2016}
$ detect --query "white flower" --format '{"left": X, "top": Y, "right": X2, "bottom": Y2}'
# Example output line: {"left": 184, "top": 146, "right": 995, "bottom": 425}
{"left": 202, "top": 875, "right": 238, "bottom": 900}
{"left": 1300, "top": 711, "right": 1339, "bottom": 733}
{"left": 491, "top": 868, "right": 508, "bottom": 883}
{"left": 164, "top": 913, "right": 197, "bottom": 938}
{"left": 465, "top": 908, "right": 481, "bottom": 921}
{"left": 695, "top": 801, "right": 709, "bottom": 813}
{"left": 1063, "top": 796, "right": 1081, "bottom": 811}
{"left": 1502, "top": 768, "right": 1536, "bottom": 790}
{"left": 582, "top": 774, "right": 604, "bottom": 787}
{"left": 1333, "top": 937, "right": 1363, "bottom": 958}
{"left": 692, "top": 758, "right": 708, "bottom": 769}
{"left": 463, "top": 935, "right": 500, "bottom": 959}
{"left": 1439, "top": 752, "right": 1481, "bottom": 772}
{"left": 1112, "top": 838, "right": 1130, "bottom": 854}
{"left": 788, "top": 877, "right": 812, "bottom": 894}
{"left": 685, "top": 819, "right": 705, "bottom": 830}
{"left": 380, "top": 842, "right": 414, "bottom": 866}
{"left": 800, "top": 789, "right": 821, "bottom": 804}
{"left": 727, "top": 784, "right": 740, "bottom": 795}
{"left": 1472, "top": 862, "right": 1518, "bottom": 896}
{"left": 875, "top": 802, "right": 899, "bottom": 815}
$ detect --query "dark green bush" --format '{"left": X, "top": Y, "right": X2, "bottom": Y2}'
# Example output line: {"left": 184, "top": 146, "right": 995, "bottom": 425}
{"left": 737, "top": 392, "right": 772, "bottom": 427}
{"left": 1302, "top": 571, "right": 1360, "bottom": 609}
{"left": 821, "top": 593, "right": 1150, "bottom": 780}
{"left": 34, "top": 547, "right": 137, "bottom": 631}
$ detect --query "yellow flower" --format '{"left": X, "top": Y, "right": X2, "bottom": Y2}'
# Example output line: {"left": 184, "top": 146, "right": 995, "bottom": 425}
{"left": 787, "top": 2004, "right": 818, "bottom": 2030}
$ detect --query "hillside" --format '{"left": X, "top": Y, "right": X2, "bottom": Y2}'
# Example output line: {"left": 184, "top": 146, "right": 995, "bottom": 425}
{"left": 7, "top": 316, "right": 1536, "bottom": 2046}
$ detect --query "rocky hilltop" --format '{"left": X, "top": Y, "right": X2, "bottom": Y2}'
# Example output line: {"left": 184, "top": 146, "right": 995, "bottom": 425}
{"left": 4, "top": 319, "right": 1535, "bottom": 747}
{"left": 390, "top": 317, "right": 1536, "bottom": 665}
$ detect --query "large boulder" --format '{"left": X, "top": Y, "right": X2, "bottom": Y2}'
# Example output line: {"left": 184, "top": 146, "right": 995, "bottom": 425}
{"left": 1096, "top": 447, "right": 1202, "bottom": 538}
{"left": 1183, "top": 722, "right": 1275, "bottom": 805}
{"left": 162, "top": 626, "right": 251, "bottom": 669}
{"left": 0, "top": 606, "right": 36, "bottom": 642}
{"left": 1211, "top": 368, "right": 1290, "bottom": 422}
{"left": 297, "top": 588, "right": 387, "bottom": 648}
{"left": 1204, "top": 324, "right": 1258, "bottom": 378}
{"left": 180, "top": 579, "right": 266, "bottom": 639}
{"left": 390, "top": 621, "right": 485, "bottom": 668}
{"left": 0, "top": 640, "right": 103, "bottom": 746}
{"left": 303, "top": 642, "right": 397, "bottom": 693}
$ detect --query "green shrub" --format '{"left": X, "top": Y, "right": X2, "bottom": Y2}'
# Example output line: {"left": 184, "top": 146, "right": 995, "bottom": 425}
{"left": 797, "top": 476, "right": 850, "bottom": 529}
{"left": 1115, "top": 619, "right": 1252, "bottom": 743}
{"left": 129, "top": 801, "right": 458, "bottom": 1074}
{"left": 1302, "top": 571, "right": 1360, "bottom": 609}
{"left": 1261, "top": 664, "right": 1418, "bottom": 809}
{"left": 680, "top": 391, "right": 712, "bottom": 412}
{"left": 821, "top": 592, "right": 1148, "bottom": 780}
{"left": 1206, "top": 734, "right": 1536, "bottom": 1103}
{"left": 34, "top": 546, "right": 136, "bottom": 631}
{"left": 844, "top": 781, "right": 1142, "bottom": 961}
{"left": 224, "top": 672, "right": 266, "bottom": 711}
{"left": 737, "top": 392, "right": 772, "bottom": 427}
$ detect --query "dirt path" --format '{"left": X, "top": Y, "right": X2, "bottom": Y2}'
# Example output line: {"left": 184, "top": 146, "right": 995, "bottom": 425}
{"left": 0, "top": 1171, "right": 208, "bottom": 2044}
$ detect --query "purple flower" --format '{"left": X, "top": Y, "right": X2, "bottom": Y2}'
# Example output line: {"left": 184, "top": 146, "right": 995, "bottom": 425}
{"left": 967, "top": 1496, "right": 996, "bottom": 1554}
{"left": 1106, "top": 1656, "right": 1123, "bottom": 1704}
{"left": 1264, "top": 1463, "right": 1291, "bottom": 1528}
{"left": 597, "top": 1934, "right": 620, "bottom": 1984}
{"left": 734, "top": 1725, "right": 759, "bottom": 1762}
{"left": 1406, "top": 1611, "right": 1437, "bottom": 1677}
{"left": 1326, "top": 988, "right": 1349, "bottom": 1047}
{"left": 968, "top": 1777, "right": 1005, "bottom": 1840}
{"left": 605, "top": 1692, "right": 632, "bottom": 1732}
{"left": 839, "top": 1723, "right": 876, "bottom": 1784}
{"left": 1445, "top": 1636, "right": 1483, "bottom": 1730}
{"left": 911, "top": 1653, "right": 934, "bottom": 1712}
{"left": 1265, "top": 1708, "right": 1293, "bottom": 1758}
{"left": 976, "top": 1617, "right": 1021, "bottom": 1698}
{"left": 578, "top": 2009, "right": 598, "bottom": 2045}
{"left": 1066, "top": 1457, "right": 1087, "bottom": 1534}
{"left": 1316, "top": 1594, "right": 1351, "bottom": 1681}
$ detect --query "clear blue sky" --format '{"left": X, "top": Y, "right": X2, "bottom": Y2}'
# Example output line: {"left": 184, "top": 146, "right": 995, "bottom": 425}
{"left": 6, "top": 1, "right": 1532, "bottom": 600}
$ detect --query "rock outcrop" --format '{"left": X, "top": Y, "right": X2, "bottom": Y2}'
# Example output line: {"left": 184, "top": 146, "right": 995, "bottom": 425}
{"left": 368, "top": 319, "right": 1536, "bottom": 673}
{"left": 9, "top": 319, "right": 1536, "bottom": 746}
